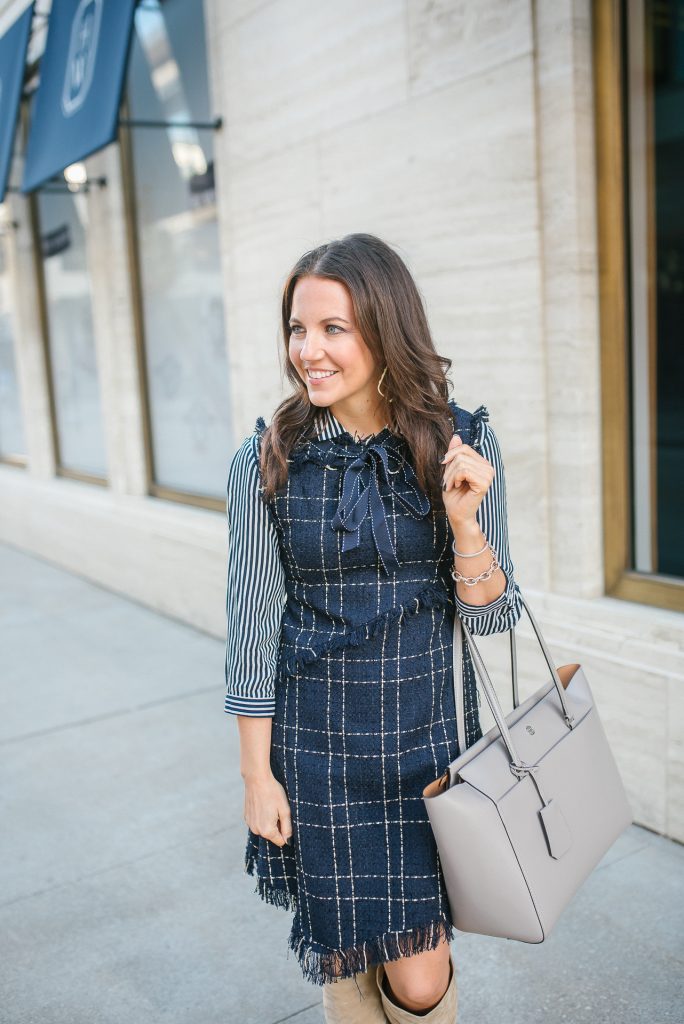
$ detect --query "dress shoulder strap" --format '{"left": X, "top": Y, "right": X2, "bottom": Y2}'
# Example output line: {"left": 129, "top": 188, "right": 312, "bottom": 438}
{"left": 447, "top": 399, "right": 490, "bottom": 451}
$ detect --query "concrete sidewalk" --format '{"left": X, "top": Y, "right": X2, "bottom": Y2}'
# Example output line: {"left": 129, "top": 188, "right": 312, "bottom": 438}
{"left": 1, "top": 542, "right": 682, "bottom": 1024}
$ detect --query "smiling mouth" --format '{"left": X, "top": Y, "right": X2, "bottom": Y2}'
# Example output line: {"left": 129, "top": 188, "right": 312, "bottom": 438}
{"left": 306, "top": 369, "right": 339, "bottom": 379}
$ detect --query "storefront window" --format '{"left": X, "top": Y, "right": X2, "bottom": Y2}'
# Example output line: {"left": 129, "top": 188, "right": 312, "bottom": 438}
{"left": 126, "top": 0, "right": 231, "bottom": 501}
{"left": 37, "top": 188, "right": 107, "bottom": 477}
{"left": 626, "top": 0, "right": 684, "bottom": 580}
{"left": 0, "top": 222, "right": 26, "bottom": 462}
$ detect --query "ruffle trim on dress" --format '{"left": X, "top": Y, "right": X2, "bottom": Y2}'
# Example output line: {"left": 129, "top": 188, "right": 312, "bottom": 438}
{"left": 256, "top": 405, "right": 489, "bottom": 465}
{"left": 279, "top": 580, "right": 454, "bottom": 678}
{"left": 468, "top": 403, "right": 489, "bottom": 451}
{"left": 257, "top": 406, "right": 488, "bottom": 444}
{"left": 447, "top": 399, "right": 490, "bottom": 452}
{"left": 288, "top": 913, "right": 456, "bottom": 987}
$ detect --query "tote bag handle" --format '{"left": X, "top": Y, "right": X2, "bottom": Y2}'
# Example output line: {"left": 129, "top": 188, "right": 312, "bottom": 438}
{"left": 452, "top": 594, "right": 576, "bottom": 767}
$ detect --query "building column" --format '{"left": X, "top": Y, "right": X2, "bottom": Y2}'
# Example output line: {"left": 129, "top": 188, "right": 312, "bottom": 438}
{"left": 85, "top": 142, "right": 149, "bottom": 497}
{"left": 533, "top": 0, "right": 604, "bottom": 598}
{"left": 4, "top": 188, "right": 55, "bottom": 480}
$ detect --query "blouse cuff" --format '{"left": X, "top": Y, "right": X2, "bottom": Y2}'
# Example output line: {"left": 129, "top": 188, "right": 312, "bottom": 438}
{"left": 453, "top": 569, "right": 511, "bottom": 619}
{"left": 224, "top": 694, "right": 275, "bottom": 717}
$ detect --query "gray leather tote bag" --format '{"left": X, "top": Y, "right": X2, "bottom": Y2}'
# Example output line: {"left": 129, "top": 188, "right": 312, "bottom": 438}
{"left": 423, "top": 593, "right": 633, "bottom": 942}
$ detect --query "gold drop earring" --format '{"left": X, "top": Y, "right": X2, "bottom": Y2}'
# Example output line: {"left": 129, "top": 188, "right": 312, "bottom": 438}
{"left": 377, "top": 366, "right": 393, "bottom": 402}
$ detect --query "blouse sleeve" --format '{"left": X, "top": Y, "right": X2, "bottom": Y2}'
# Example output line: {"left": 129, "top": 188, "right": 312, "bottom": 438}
{"left": 452, "top": 417, "right": 523, "bottom": 637}
{"left": 224, "top": 432, "right": 286, "bottom": 717}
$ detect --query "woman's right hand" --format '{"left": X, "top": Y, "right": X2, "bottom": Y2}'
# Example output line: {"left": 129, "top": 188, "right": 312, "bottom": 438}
{"left": 243, "top": 772, "right": 293, "bottom": 848}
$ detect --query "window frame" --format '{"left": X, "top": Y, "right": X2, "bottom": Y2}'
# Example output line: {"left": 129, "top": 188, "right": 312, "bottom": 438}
{"left": 593, "top": 0, "right": 684, "bottom": 612}
{"left": 117, "top": 0, "right": 226, "bottom": 513}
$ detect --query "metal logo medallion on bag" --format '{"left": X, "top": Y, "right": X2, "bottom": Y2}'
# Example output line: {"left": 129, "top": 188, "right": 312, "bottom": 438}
{"left": 422, "top": 592, "right": 633, "bottom": 943}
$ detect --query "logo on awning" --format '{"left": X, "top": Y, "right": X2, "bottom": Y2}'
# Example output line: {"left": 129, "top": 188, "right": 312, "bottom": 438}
{"left": 0, "top": 3, "right": 33, "bottom": 203}
{"left": 61, "top": 0, "right": 103, "bottom": 117}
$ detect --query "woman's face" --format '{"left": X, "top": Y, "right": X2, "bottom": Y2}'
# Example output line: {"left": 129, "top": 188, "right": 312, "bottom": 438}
{"left": 288, "top": 275, "right": 382, "bottom": 414}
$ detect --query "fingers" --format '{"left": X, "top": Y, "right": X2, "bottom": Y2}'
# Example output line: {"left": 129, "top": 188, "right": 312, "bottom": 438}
{"left": 443, "top": 452, "right": 495, "bottom": 493}
{"left": 440, "top": 431, "right": 494, "bottom": 498}
{"left": 441, "top": 449, "right": 483, "bottom": 481}
{"left": 250, "top": 817, "right": 288, "bottom": 847}
{"left": 264, "top": 823, "right": 287, "bottom": 847}
{"left": 445, "top": 468, "right": 490, "bottom": 494}
{"left": 279, "top": 805, "right": 293, "bottom": 845}
{"left": 440, "top": 435, "right": 465, "bottom": 462}
{"left": 244, "top": 799, "right": 293, "bottom": 848}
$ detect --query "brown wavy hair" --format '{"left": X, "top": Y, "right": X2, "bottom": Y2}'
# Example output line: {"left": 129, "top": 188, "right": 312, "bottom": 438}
{"left": 259, "top": 232, "right": 456, "bottom": 509}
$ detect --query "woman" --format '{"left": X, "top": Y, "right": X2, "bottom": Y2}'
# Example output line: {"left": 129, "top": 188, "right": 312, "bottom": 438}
{"left": 224, "top": 233, "right": 522, "bottom": 1023}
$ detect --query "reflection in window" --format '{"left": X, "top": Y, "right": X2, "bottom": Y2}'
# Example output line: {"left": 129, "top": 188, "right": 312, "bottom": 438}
{"left": 0, "top": 222, "right": 26, "bottom": 461}
{"left": 127, "top": 0, "right": 231, "bottom": 500}
{"left": 626, "top": 0, "right": 684, "bottom": 578}
{"left": 37, "top": 189, "right": 107, "bottom": 477}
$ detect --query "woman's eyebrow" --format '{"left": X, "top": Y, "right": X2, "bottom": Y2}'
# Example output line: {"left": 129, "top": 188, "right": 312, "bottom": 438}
{"left": 289, "top": 316, "right": 351, "bottom": 324}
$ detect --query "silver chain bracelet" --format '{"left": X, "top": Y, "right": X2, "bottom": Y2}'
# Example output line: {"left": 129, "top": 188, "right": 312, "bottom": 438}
{"left": 450, "top": 539, "right": 500, "bottom": 587}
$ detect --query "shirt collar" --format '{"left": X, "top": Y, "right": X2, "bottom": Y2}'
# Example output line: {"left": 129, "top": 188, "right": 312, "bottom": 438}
{"left": 313, "top": 406, "right": 390, "bottom": 443}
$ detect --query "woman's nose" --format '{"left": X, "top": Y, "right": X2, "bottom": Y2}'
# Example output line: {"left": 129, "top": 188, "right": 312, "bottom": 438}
{"left": 300, "top": 335, "right": 326, "bottom": 361}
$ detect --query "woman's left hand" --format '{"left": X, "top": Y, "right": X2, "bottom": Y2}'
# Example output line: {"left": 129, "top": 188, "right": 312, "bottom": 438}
{"left": 441, "top": 432, "right": 495, "bottom": 525}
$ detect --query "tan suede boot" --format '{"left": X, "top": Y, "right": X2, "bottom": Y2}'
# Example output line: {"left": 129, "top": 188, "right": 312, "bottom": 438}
{"left": 375, "top": 955, "right": 457, "bottom": 1023}
{"left": 322, "top": 963, "right": 389, "bottom": 1023}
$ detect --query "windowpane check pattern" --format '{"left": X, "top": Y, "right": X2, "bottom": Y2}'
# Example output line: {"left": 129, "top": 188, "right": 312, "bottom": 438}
{"left": 230, "top": 400, "right": 522, "bottom": 985}
{"left": 224, "top": 404, "right": 522, "bottom": 717}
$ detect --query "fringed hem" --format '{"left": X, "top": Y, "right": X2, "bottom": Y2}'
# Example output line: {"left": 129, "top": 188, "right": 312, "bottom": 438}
{"left": 249, "top": 873, "right": 298, "bottom": 912}
{"left": 279, "top": 580, "right": 454, "bottom": 677}
{"left": 244, "top": 849, "right": 298, "bottom": 913}
{"left": 288, "top": 914, "right": 455, "bottom": 987}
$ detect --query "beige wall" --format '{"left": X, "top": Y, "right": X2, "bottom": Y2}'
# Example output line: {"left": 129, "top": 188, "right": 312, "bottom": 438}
{"left": 1, "top": 0, "right": 682, "bottom": 842}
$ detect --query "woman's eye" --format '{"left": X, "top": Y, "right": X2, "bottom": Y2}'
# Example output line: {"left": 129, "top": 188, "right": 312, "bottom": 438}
{"left": 290, "top": 325, "right": 343, "bottom": 335}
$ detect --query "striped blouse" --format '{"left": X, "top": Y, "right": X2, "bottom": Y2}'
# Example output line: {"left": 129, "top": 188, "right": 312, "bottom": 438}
{"left": 224, "top": 406, "right": 523, "bottom": 717}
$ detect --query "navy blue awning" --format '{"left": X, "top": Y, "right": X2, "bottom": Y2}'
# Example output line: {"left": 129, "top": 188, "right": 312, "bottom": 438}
{"left": 0, "top": 3, "right": 33, "bottom": 203}
{"left": 21, "top": 0, "right": 137, "bottom": 194}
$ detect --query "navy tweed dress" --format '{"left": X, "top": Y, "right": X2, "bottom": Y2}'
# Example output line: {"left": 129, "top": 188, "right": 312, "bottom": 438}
{"left": 224, "top": 398, "right": 523, "bottom": 986}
